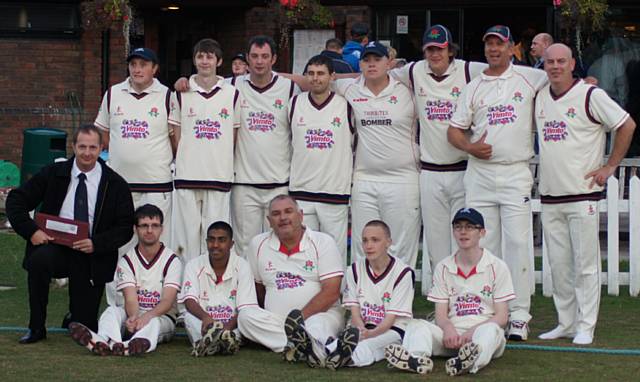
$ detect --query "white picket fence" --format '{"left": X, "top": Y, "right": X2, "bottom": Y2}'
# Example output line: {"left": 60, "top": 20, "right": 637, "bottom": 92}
{"left": 535, "top": 158, "right": 640, "bottom": 297}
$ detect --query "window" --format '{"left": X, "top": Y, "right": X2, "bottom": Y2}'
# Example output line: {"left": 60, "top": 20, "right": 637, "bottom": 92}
{"left": 0, "top": 2, "right": 80, "bottom": 37}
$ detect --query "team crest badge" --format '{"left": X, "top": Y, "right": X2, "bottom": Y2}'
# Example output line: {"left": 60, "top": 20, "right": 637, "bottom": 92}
{"left": 565, "top": 107, "right": 577, "bottom": 118}
{"left": 183, "top": 280, "right": 192, "bottom": 293}
{"left": 148, "top": 107, "right": 159, "bottom": 117}
{"left": 303, "top": 260, "right": 315, "bottom": 272}
{"left": 428, "top": 28, "right": 440, "bottom": 39}
{"left": 229, "top": 289, "right": 237, "bottom": 301}
{"left": 512, "top": 91, "right": 523, "bottom": 102}
{"left": 331, "top": 117, "right": 342, "bottom": 127}
{"left": 388, "top": 95, "right": 398, "bottom": 104}
{"left": 116, "top": 267, "right": 124, "bottom": 281}
{"left": 481, "top": 285, "right": 493, "bottom": 297}
{"left": 273, "top": 99, "right": 284, "bottom": 109}
{"left": 219, "top": 108, "right": 230, "bottom": 119}
{"left": 450, "top": 87, "right": 461, "bottom": 98}
{"left": 382, "top": 292, "right": 391, "bottom": 303}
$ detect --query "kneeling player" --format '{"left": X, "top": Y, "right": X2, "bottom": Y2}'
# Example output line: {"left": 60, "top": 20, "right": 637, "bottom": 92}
{"left": 178, "top": 221, "right": 258, "bottom": 356}
{"left": 69, "top": 204, "right": 182, "bottom": 356}
{"left": 385, "top": 208, "right": 515, "bottom": 375}
{"left": 317, "top": 220, "right": 414, "bottom": 370}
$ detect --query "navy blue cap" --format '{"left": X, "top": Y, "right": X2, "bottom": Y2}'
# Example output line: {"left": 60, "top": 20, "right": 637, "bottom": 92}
{"left": 483, "top": 25, "right": 514, "bottom": 43}
{"left": 232, "top": 52, "right": 247, "bottom": 63}
{"left": 127, "top": 47, "right": 158, "bottom": 63}
{"left": 423, "top": 24, "right": 453, "bottom": 49}
{"left": 452, "top": 208, "right": 485, "bottom": 228}
{"left": 361, "top": 41, "right": 389, "bottom": 59}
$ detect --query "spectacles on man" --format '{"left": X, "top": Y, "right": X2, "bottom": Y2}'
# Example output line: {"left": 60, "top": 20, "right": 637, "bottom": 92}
{"left": 453, "top": 223, "right": 482, "bottom": 232}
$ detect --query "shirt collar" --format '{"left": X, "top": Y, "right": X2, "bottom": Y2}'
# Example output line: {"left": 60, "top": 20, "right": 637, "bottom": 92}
{"left": 188, "top": 74, "right": 224, "bottom": 93}
{"left": 481, "top": 63, "right": 515, "bottom": 81}
{"left": 203, "top": 253, "right": 238, "bottom": 283}
{"left": 123, "top": 78, "right": 163, "bottom": 94}
{"left": 244, "top": 71, "right": 278, "bottom": 85}
{"left": 268, "top": 227, "right": 310, "bottom": 254}
{"left": 442, "top": 249, "right": 493, "bottom": 275}
{"left": 356, "top": 74, "right": 400, "bottom": 98}
{"left": 71, "top": 158, "right": 102, "bottom": 183}
{"left": 424, "top": 59, "right": 457, "bottom": 76}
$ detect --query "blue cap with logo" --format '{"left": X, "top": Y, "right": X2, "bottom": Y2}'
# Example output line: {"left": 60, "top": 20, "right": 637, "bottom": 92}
{"left": 361, "top": 41, "right": 389, "bottom": 59}
{"left": 423, "top": 24, "right": 453, "bottom": 49}
{"left": 452, "top": 207, "right": 485, "bottom": 228}
{"left": 127, "top": 47, "right": 158, "bottom": 63}
{"left": 483, "top": 25, "right": 513, "bottom": 43}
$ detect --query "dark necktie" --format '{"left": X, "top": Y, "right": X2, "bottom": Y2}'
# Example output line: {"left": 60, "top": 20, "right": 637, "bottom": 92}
{"left": 74, "top": 173, "right": 89, "bottom": 222}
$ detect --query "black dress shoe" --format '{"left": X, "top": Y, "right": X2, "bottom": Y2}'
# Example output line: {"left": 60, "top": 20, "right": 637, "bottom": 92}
{"left": 19, "top": 329, "right": 46, "bottom": 344}
{"left": 61, "top": 312, "right": 72, "bottom": 329}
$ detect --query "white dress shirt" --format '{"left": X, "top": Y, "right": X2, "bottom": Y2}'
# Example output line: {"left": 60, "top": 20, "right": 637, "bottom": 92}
{"left": 59, "top": 159, "right": 102, "bottom": 234}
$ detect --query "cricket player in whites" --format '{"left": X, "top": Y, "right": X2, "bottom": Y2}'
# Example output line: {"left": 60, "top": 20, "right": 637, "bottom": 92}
{"left": 447, "top": 25, "right": 548, "bottom": 340}
{"left": 179, "top": 221, "right": 258, "bottom": 356}
{"left": 237, "top": 195, "right": 344, "bottom": 367}
{"left": 169, "top": 39, "right": 241, "bottom": 262}
{"left": 316, "top": 220, "right": 414, "bottom": 370}
{"left": 389, "top": 24, "right": 486, "bottom": 294}
{"left": 289, "top": 54, "right": 353, "bottom": 263}
{"left": 385, "top": 208, "right": 515, "bottom": 376}
{"left": 535, "top": 44, "right": 636, "bottom": 345}
{"left": 69, "top": 204, "right": 182, "bottom": 356}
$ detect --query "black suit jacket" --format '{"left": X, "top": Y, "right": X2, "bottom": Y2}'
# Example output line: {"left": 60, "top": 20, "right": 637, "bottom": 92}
{"left": 6, "top": 157, "right": 134, "bottom": 284}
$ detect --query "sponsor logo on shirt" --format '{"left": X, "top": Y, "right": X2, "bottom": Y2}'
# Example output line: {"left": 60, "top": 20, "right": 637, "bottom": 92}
{"left": 361, "top": 302, "right": 385, "bottom": 325}
{"left": 542, "top": 120, "right": 568, "bottom": 141}
{"left": 425, "top": 99, "right": 454, "bottom": 121}
{"left": 206, "top": 304, "right": 234, "bottom": 322}
{"left": 361, "top": 110, "right": 391, "bottom": 127}
{"left": 120, "top": 119, "right": 149, "bottom": 139}
{"left": 193, "top": 118, "right": 222, "bottom": 140}
{"left": 275, "top": 271, "right": 305, "bottom": 290}
{"left": 137, "top": 289, "right": 161, "bottom": 309}
{"left": 247, "top": 111, "right": 276, "bottom": 132}
{"left": 352, "top": 98, "right": 368, "bottom": 103}
{"left": 487, "top": 105, "right": 516, "bottom": 125}
{"left": 454, "top": 293, "right": 484, "bottom": 317}
{"left": 305, "top": 129, "right": 334, "bottom": 149}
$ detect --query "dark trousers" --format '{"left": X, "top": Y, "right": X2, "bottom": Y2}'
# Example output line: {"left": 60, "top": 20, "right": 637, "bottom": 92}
{"left": 25, "top": 244, "right": 104, "bottom": 332}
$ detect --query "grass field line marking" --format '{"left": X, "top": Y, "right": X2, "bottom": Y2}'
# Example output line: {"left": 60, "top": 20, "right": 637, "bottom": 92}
{"left": 1, "top": 326, "right": 640, "bottom": 356}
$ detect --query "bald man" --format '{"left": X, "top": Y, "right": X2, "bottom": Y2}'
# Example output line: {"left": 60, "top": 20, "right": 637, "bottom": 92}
{"left": 535, "top": 43, "right": 636, "bottom": 345}
{"left": 531, "top": 33, "right": 554, "bottom": 69}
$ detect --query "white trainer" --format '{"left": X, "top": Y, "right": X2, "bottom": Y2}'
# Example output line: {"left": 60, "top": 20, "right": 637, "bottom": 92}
{"left": 538, "top": 326, "right": 575, "bottom": 340}
{"left": 572, "top": 332, "right": 593, "bottom": 345}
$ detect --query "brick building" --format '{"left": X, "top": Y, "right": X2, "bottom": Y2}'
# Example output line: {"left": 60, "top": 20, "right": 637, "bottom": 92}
{"left": 1, "top": 0, "right": 638, "bottom": 166}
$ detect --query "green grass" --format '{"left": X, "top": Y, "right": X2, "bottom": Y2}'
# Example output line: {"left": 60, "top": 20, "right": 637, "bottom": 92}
{"left": 1, "top": 232, "right": 639, "bottom": 381}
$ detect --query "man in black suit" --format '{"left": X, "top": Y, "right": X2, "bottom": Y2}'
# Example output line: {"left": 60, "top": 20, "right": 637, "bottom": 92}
{"left": 6, "top": 125, "right": 135, "bottom": 344}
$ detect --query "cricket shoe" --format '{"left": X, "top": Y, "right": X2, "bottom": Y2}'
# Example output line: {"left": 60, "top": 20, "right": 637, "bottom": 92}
{"left": 283, "top": 309, "right": 308, "bottom": 363}
{"left": 445, "top": 342, "right": 480, "bottom": 376}
{"left": 507, "top": 320, "right": 529, "bottom": 341}
{"left": 538, "top": 326, "right": 576, "bottom": 340}
{"left": 197, "top": 321, "right": 224, "bottom": 356}
{"left": 384, "top": 343, "right": 433, "bottom": 374}
{"left": 127, "top": 338, "right": 151, "bottom": 356}
{"left": 219, "top": 330, "right": 240, "bottom": 355}
{"left": 305, "top": 336, "right": 328, "bottom": 368}
{"left": 68, "top": 322, "right": 111, "bottom": 356}
{"left": 325, "top": 327, "right": 359, "bottom": 370}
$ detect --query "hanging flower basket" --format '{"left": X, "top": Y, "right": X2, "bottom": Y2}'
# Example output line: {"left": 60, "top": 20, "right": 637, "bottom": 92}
{"left": 81, "top": 0, "right": 133, "bottom": 56}
{"left": 270, "top": 0, "right": 335, "bottom": 48}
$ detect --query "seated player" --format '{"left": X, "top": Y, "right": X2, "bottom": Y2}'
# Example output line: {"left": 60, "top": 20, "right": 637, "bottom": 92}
{"left": 69, "top": 204, "right": 182, "bottom": 356}
{"left": 385, "top": 208, "right": 515, "bottom": 376}
{"left": 320, "top": 220, "right": 414, "bottom": 370}
{"left": 178, "top": 221, "right": 258, "bottom": 356}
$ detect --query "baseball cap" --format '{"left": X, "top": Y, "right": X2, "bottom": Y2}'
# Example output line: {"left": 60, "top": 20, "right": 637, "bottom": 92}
{"left": 127, "top": 47, "right": 158, "bottom": 63}
{"left": 232, "top": 52, "right": 247, "bottom": 63}
{"left": 423, "top": 24, "right": 452, "bottom": 49}
{"left": 483, "top": 25, "right": 513, "bottom": 43}
{"left": 452, "top": 208, "right": 485, "bottom": 228}
{"left": 350, "top": 22, "right": 370, "bottom": 37}
{"left": 361, "top": 41, "right": 389, "bottom": 59}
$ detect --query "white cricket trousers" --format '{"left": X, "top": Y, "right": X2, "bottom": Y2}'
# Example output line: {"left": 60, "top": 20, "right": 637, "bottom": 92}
{"left": 298, "top": 200, "right": 349, "bottom": 266}
{"left": 174, "top": 188, "right": 231, "bottom": 262}
{"left": 107, "top": 191, "right": 173, "bottom": 306}
{"left": 541, "top": 200, "right": 601, "bottom": 337}
{"left": 419, "top": 170, "right": 465, "bottom": 295}
{"left": 351, "top": 180, "right": 421, "bottom": 269}
{"left": 183, "top": 312, "right": 241, "bottom": 345}
{"left": 333, "top": 330, "right": 401, "bottom": 367}
{"left": 236, "top": 306, "right": 344, "bottom": 352}
{"left": 230, "top": 185, "right": 288, "bottom": 258}
{"left": 97, "top": 306, "right": 175, "bottom": 352}
{"left": 403, "top": 319, "right": 506, "bottom": 374}
{"left": 464, "top": 160, "right": 534, "bottom": 322}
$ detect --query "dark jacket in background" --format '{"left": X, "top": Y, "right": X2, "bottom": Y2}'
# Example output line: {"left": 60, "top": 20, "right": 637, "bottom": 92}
{"left": 320, "top": 50, "right": 354, "bottom": 74}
